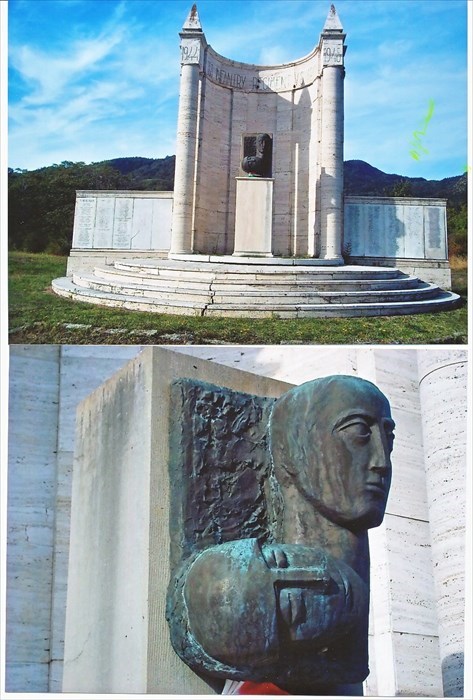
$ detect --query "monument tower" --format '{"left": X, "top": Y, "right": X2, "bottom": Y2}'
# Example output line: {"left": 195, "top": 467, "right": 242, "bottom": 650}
{"left": 170, "top": 3, "right": 346, "bottom": 260}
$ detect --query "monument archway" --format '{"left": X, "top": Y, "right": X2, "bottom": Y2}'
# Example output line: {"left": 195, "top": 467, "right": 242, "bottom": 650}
{"left": 171, "top": 3, "right": 345, "bottom": 261}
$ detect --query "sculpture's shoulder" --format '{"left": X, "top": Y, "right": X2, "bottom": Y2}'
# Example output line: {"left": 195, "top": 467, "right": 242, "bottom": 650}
{"left": 168, "top": 537, "right": 369, "bottom": 690}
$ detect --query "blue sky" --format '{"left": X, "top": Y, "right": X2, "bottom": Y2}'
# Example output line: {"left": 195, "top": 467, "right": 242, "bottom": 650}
{"left": 7, "top": 0, "right": 469, "bottom": 179}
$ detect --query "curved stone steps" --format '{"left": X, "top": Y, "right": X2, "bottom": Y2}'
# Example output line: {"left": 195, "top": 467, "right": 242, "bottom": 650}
{"left": 69, "top": 272, "right": 440, "bottom": 306}
{"left": 113, "top": 258, "right": 411, "bottom": 282}
{"left": 52, "top": 257, "right": 461, "bottom": 318}
{"left": 91, "top": 265, "right": 422, "bottom": 293}
{"left": 204, "top": 292, "right": 460, "bottom": 318}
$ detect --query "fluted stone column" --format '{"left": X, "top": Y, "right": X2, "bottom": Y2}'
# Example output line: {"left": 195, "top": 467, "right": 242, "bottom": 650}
{"left": 319, "top": 6, "right": 345, "bottom": 262}
{"left": 169, "top": 6, "right": 205, "bottom": 256}
{"left": 417, "top": 350, "right": 468, "bottom": 697}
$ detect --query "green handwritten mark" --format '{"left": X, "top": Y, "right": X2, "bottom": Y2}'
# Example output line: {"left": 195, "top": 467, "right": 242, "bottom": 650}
{"left": 409, "top": 99, "right": 435, "bottom": 160}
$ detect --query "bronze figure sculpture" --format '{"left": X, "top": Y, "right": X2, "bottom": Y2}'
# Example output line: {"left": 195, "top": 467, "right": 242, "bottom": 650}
{"left": 166, "top": 376, "right": 394, "bottom": 695}
{"left": 241, "top": 133, "right": 273, "bottom": 177}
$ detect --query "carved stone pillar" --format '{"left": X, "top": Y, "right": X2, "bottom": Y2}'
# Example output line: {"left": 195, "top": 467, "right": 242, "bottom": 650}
{"left": 417, "top": 350, "right": 467, "bottom": 697}
{"left": 319, "top": 6, "right": 345, "bottom": 262}
{"left": 169, "top": 6, "right": 204, "bottom": 256}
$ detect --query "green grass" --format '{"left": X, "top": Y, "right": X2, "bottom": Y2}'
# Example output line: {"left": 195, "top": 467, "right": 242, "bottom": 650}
{"left": 8, "top": 251, "right": 468, "bottom": 345}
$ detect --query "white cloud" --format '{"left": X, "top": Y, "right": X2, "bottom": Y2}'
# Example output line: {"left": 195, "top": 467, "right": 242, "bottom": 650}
{"left": 8, "top": 1, "right": 182, "bottom": 169}
{"left": 7, "top": 0, "right": 467, "bottom": 177}
{"left": 10, "top": 31, "right": 125, "bottom": 105}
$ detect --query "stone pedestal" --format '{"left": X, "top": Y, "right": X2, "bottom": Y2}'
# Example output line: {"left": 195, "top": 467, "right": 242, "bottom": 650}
{"left": 233, "top": 177, "right": 273, "bottom": 257}
{"left": 62, "top": 347, "right": 292, "bottom": 694}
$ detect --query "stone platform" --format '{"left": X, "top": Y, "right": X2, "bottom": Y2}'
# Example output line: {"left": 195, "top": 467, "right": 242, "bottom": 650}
{"left": 51, "top": 256, "right": 460, "bottom": 318}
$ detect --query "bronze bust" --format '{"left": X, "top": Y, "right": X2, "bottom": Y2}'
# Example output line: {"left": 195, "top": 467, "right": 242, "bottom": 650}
{"left": 241, "top": 133, "right": 273, "bottom": 177}
{"left": 167, "top": 376, "right": 394, "bottom": 695}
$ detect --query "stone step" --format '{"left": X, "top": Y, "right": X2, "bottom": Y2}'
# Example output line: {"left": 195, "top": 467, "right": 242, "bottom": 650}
{"left": 92, "top": 267, "right": 420, "bottom": 292}
{"left": 52, "top": 276, "right": 460, "bottom": 318}
{"left": 112, "top": 259, "right": 407, "bottom": 282}
{"left": 52, "top": 278, "right": 205, "bottom": 316}
{"left": 204, "top": 293, "right": 461, "bottom": 318}
{"left": 73, "top": 273, "right": 439, "bottom": 305}
{"left": 210, "top": 286, "right": 441, "bottom": 305}
{"left": 74, "top": 274, "right": 211, "bottom": 301}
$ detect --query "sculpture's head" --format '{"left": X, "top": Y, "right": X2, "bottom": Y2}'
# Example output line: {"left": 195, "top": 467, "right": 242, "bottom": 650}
{"left": 256, "top": 132, "right": 271, "bottom": 154}
{"left": 269, "top": 375, "right": 395, "bottom": 531}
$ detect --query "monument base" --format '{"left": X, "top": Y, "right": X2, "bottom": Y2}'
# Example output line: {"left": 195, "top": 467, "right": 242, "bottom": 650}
{"left": 51, "top": 257, "right": 460, "bottom": 318}
{"left": 233, "top": 178, "right": 273, "bottom": 257}
{"left": 63, "top": 347, "right": 292, "bottom": 693}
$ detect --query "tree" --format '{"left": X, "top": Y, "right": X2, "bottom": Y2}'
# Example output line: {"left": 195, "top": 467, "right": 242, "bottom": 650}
{"left": 447, "top": 203, "right": 467, "bottom": 257}
{"left": 8, "top": 162, "right": 132, "bottom": 254}
{"left": 384, "top": 178, "right": 413, "bottom": 197}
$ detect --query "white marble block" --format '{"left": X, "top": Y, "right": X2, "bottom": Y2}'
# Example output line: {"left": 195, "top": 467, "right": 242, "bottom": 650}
{"left": 62, "top": 347, "right": 292, "bottom": 694}
{"left": 344, "top": 196, "right": 448, "bottom": 261}
{"left": 71, "top": 191, "right": 172, "bottom": 252}
{"left": 233, "top": 178, "right": 273, "bottom": 257}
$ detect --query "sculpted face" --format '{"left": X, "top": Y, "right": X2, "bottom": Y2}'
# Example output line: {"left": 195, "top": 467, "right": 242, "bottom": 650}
{"left": 272, "top": 376, "right": 395, "bottom": 531}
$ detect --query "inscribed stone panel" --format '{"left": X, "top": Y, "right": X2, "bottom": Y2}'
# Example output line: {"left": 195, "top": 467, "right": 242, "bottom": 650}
{"left": 72, "top": 197, "right": 96, "bottom": 248}
{"left": 403, "top": 205, "right": 424, "bottom": 258}
{"left": 386, "top": 205, "right": 405, "bottom": 258}
{"left": 149, "top": 198, "right": 173, "bottom": 251}
{"left": 131, "top": 198, "right": 153, "bottom": 249}
{"left": 424, "top": 206, "right": 446, "bottom": 259}
{"left": 93, "top": 197, "right": 115, "bottom": 248}
{"left": 112, "top": 197, "right": 134, "bottom": 249}
{"left": 343, "top": 204, "right": 364, "bottom": 255}
{"left": 362, "top": 206, "right": 378, "bottom": 256}
{"left": 378, "top": 205, "right": 392, "bottom": 257}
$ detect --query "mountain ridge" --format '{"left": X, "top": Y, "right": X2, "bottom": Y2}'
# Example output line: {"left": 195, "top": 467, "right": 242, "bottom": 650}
{"left": 99, "top": 155, "right": 467, "bottom": 205}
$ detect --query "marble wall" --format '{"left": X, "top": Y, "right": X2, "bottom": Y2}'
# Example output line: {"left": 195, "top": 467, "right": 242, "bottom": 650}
{"left": 344, "top": 197, "right": 448, "bottom": 261}
{"left": 6, "top": 347, "right": 61, "bottom": 691}
{"left": 6, "top": 345, "right": 141, "bottom": 692}
{"left": 418, "top": 351, "right": 468, "bottom": 696}
{"left": 67, "top": 190, "right": 452, "bottom": 283}
{"left": 71, "top": 191, "right": 172, "bottom": 252}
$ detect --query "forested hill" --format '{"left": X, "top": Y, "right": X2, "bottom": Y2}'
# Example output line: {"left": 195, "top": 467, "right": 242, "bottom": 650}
{"left": 103, "top": 156, "right": 176, "bottom": 189}
{"left": 104, "top": 156, "right": 468, "bottom": 206}
{"left": 344, "top": 160, "right": 467, "bottom": 206}
{"left": 8, "top": 157, "right": 467, "bottom": 255}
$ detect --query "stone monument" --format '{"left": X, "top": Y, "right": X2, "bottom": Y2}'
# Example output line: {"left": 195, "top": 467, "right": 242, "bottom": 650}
{"left": 170, "top": 3, "right": 345, "bottom": 259}
{"left": 167, "top": 375, "right": 394, "bottom": 695}
{"left": 234, "top": 133, "right": 274, "bottom": 257}
{"left": 52, "top": 4, "right": 459, "bottom": 316}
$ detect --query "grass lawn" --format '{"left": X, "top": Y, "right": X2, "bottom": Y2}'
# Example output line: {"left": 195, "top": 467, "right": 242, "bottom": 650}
{"left": 8, "top": 251, "right": 468, "bottom": 345}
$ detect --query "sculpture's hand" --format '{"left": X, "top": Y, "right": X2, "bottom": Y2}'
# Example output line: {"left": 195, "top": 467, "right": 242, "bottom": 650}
{"left": 261, "top": 543, "right": 365, "bottom": 644}
{"left": 261, "top": 544, "right": 289, "bottom": 569}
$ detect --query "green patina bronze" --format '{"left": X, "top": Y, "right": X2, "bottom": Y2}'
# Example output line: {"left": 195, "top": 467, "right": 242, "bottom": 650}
{"left": 166, "top": 375, "right": 395, "bottom": 695}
